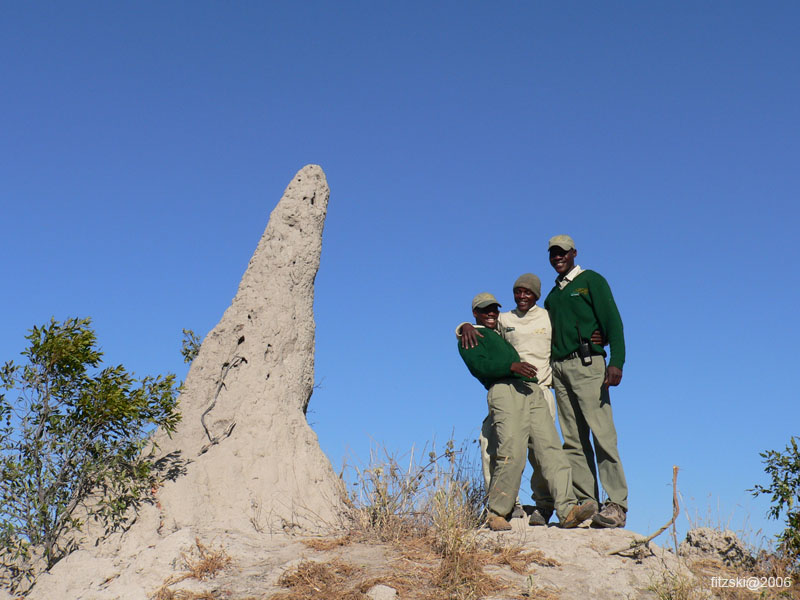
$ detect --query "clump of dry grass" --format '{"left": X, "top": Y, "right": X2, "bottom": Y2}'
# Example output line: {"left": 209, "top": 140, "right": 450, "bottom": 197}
{"left": 152, "top": 538, "right": 231, "bottom": 600}
{"left": 301, "top": 534, "right": 352, "bottom": 551}
{"left": 347, "top": 439, "right": 485, "bottom": 544}
{"left": 647, "top": 563, "right": 706, "bottom": 600}
{"left": 432, "top": 549, "right": 505, "bottom": 600}
{"left": 181, "top": 538, "right": 231, "bottom": 581}
{"left": 482, "top": 543, "right": 560, "bottom": 572}
{"left": 270, "top": 559, "right": 364, "bottom": 600}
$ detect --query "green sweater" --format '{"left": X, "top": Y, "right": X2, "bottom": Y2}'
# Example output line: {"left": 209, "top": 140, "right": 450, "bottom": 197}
{"left": 457, "top": 326, "right": 537, "bottom": 390}
{"left": 544, "top": 269, "right": 626, "bottom": 369}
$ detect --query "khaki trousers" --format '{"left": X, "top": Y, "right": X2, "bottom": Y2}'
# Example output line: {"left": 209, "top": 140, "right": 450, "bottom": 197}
{"left": 552, "top": 356, "right": 628, "bottom": 510}
{"left": 485, "top": 379, "right": 577, "bottom": 521}
{"left": 479, "top": 384, "right": 556, "bottom": 509}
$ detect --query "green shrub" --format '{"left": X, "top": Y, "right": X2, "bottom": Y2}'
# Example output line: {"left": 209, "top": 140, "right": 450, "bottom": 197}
{"left": 0, "top": 317, "right": 181, "bottom": 590}
{"left": 750, "top": 436, "right": 800, "bottom": 569}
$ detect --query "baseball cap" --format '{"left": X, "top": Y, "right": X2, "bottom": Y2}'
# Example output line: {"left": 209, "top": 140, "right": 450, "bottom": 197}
{"left": 548, "top": 234, "right": 575, "bottom": 251}
{"left": 471, "top": 292, "right": 501, "bottom": 310}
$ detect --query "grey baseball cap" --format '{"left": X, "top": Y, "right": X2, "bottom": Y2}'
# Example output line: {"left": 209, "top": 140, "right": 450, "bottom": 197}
{"left": 513, "top": 273, "right": 541, "bottom": 298}
{"left": 471, "top": 292, "right": 501, "bottom": 310}
{"left": 548, "top": 234, "right": 576, "bottom": 251}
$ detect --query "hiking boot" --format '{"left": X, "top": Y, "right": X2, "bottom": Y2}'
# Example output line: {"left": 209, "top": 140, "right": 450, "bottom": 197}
{"left": 528, "top": 507, "right": 553, "bottom": 527}
{"left": 487, "top": 513, "right": 512, "bottom": 531}
{"left": 582, "top": 499, "right": 599, "bottom": 517}
{"left": 592, "top": 502, "right": 626, "bottom": 528}
{"left": 511, "top": 501, "right": 526, "bottom": 520}
{"left": 561, "top": 501, "right": 598, "bottom": 529}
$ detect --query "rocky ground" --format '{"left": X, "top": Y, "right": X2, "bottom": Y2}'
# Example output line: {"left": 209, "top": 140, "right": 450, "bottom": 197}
{"left": 17, "top": 517, "right": 715, "bottom": 600}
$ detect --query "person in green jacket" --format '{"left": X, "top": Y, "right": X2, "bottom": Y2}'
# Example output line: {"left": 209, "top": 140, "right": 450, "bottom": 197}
{"left": 458, "top": 292, "right": 596, "bottom": 531}
{"left": 545, "top": 234, "right": 628, "bottom": 528}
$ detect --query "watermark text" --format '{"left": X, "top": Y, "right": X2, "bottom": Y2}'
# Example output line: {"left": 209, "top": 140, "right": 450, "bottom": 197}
{"left": 710, "top": 576, "right": 792, "bottom": 590}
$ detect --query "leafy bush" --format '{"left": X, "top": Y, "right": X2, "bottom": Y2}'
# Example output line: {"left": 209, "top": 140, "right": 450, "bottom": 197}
{"left": 0, "top": 317, "right": 180, "bottom": 588}
{"left": 750, "top": 436, "right": 800, "bottom": 568}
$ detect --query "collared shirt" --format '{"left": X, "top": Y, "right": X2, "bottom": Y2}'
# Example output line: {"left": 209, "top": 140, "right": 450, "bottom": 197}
{"left": 556, "top": 264, "right": 584, "bottom": 290}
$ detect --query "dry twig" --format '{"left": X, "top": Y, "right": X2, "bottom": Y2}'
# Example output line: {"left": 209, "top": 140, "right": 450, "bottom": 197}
{"left": 609, "top": 466, "right": 680, "bottom": 558}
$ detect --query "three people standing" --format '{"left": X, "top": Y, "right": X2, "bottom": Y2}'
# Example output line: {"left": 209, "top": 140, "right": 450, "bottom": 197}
{"left": 457, "top": 292, "right": 600, "bottom": 531}
{"left": 457, "top": 234, "right": 628, "bottom": 529}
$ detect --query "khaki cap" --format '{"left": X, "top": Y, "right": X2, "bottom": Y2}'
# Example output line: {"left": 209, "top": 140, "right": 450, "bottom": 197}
{"left": 513, "top": 273, "right": 541, "bottom": 298}
{"left": 472, "top": 292, "right": 501, "bottom": 310}
{"left": 548, "top": 234, "right": 575, "bottom": 251}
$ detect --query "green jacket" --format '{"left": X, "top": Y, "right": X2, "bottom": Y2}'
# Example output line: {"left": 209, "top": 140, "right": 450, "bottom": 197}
{"left": 544, "top": 269, "right": 626, "bottom": 369}
{"left": 457, "top": 326, "right": 537, "bottom": 390}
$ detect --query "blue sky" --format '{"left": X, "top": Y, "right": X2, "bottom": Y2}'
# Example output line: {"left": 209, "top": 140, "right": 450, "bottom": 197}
{"left": 2, "top": 2, "right": 798, "bottom": 547}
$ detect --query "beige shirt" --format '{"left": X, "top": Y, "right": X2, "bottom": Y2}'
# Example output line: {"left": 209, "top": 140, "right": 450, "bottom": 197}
{"left": 497, "top": 306, "right": 553, "bottom": 387}
{"left": 456, "top": 304, "right": 553, "bottom": 386}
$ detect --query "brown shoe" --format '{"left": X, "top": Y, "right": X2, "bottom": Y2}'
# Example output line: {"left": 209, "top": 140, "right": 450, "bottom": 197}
{"left": 487, "top": 513, "right": 512, "bottom": 531}
{"left": 561, "top": 501, "right": 598, "bottom": 529}
{"left": 591, "top": 502, "right": 627, "bottom": 528}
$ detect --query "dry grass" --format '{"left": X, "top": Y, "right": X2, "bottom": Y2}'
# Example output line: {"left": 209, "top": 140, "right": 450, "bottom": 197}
{"left": 482, "top": 544, "right": 560, "bottom": 573}
{"left": 269, "top": 559, "right": 365, "bottom": 600}
{"left": 357, "top": 569, "right": 434, "bottom": 598}
{"left": 269, "top": 554, "right": 513, "bottom": 600}
{"left": 647, "top": 563, "right": 707, "bottom": 600}
{"left": 301, "top": 534, "right": 353, "bottom": 551}
{"left": 347, "top": 439, "right": 484, "bottom": 544}
{"left": 431, "top": 549, "right": 506, "bottom": 600}
{"left": 152, "top": 538, "right": 231, "bottom": 600}
{"left": 182, "top": 538, "right": 231, "bottom": 581}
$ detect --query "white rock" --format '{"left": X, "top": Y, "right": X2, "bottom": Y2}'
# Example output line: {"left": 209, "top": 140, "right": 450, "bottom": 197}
{"left": 367, "top": 584, "right": 398, "bottom": 600}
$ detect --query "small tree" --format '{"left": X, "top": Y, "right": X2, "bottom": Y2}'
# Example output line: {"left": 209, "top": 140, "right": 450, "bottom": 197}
{"left": 0, "top": 317, "right": 180, "bottom": 587}
{"left": 751, "top": 436, "right": 800, "bottom": 568}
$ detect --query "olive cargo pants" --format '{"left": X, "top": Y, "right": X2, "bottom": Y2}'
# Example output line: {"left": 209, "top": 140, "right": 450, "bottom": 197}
{"left": 552, "top": 356, "right": 628, "bottom": 510}
{"left": 486, "top": 379, "right": 577, "bottom": 521}
{"left": 480, "top": 384, "right": 556, "bottom": 511}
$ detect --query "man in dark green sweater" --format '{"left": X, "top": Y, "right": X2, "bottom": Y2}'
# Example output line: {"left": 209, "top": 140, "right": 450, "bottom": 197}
{"left": 458, "top": 292, "right": 596, "bottom": 531}
{"left": 544, "top": 234, "right": 628, "bottom": 528}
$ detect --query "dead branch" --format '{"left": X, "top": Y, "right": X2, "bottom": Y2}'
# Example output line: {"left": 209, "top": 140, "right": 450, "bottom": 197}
{"left": 608, "top": 466, "right": 679, "bottom": 558}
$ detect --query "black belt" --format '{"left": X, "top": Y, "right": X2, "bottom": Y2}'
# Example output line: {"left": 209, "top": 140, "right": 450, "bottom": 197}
{"left": 559, "top": 351, "right": 604, "bottom": 361}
